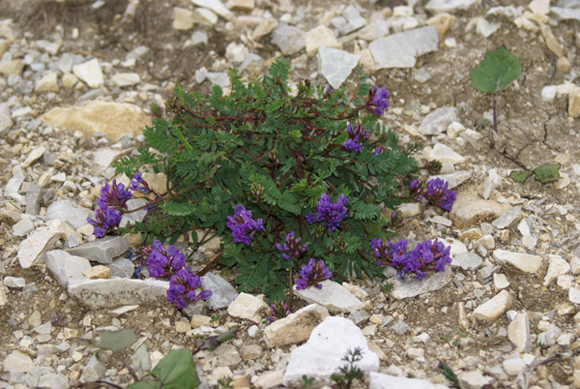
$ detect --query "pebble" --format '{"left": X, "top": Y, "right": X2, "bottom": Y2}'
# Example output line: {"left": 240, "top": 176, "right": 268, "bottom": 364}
{"left": 293, "top": 280, "right": 364, "bottom": 313}
{"left": 317, "top": 46, "right": 360, "bottom": 89}
{"left": 305, "top": 25, "right": 342, "bottom": 56}
{"left": 418, "top": 107, "right": 460, "bottom": 136}
{"left": 425, "top": 143, "right": 466, "bottom": 164}
{"left": 73, "top": 59, "right": 104, "bottom": 88}
{"left": 473, "top": 290, "right": 513, "bottom": 322}
{"left": 369, "top": 26, "right": 438, "bottom": 69}
{"left": 227, "top": 292, "right": 268, "bottom": 323}
{"left": 493, "top": 250, "right": 543, "bottom": 273}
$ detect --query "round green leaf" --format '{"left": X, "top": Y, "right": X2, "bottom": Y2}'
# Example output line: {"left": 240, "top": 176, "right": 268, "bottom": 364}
{"left": 532, "top": 164, "right": 560, "bottom": 184}
{"left": 150, "top": 348, "right": 199, "bottom": 389}
{"left": 509, "top": 170, "right": 533, "bottom": 184}
{"left": 470, "top": 46, "right": 521, "bottom": 93}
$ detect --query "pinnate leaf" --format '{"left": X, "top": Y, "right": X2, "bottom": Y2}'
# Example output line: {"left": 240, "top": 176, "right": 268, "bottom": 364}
{"left": 470, "top": 46, "right": 521, "bottom": 93}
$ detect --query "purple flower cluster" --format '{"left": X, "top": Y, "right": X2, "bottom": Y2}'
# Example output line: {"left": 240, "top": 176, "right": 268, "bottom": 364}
{"left": 267, "top": 301, "right": 290, "bottom": 323}
{"left": 409, "top": 179, "right": 424, "bottom": 202}
{"left": 167, "top": 267, "right": 212, "bottom": 309}
{"left": 129, "top": 172, "right": 152, "bottom": 194}
{"left": 306, "top": 193, "right": 349, "bottom": 232}
{"left": 371, "top": 238, "right": 451, "bottom": 280}
{"left": 424, "top": 178, "right": 456, "bottom": 211}
{"left": 343, "top": 123, "right": 369, "bottom": 153}
{"left": 88, "top": 179, "right": 133, "bottom": 238}
{"left": 147, "top": 240, "right": 187, "bottom": 278}
{"left": 368, "top": 85, "right": 390, "bottom": 116}
{"left": 226, "top": 205, "right": 265, "bottom": 245}
{"left": 275, "top": 231, "right": 308, "bottom": 259}
{"left": 295, "top": 258, "right": 333, "bottom": 290}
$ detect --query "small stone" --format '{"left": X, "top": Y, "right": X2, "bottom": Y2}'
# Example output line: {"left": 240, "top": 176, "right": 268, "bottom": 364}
{"left": 293, "top": 280, "right": 364, "bottom": 313}
{"left": 67, "top": 236, "right": 129, "bottom": 265}
{"left": 12, "top": 217, "right": 35, "bottom": 237}
{"left": 240, "top": 344, "right": 262, "bottom": 360}
{"left": 193, "top": 8, "right": 219, "bottom": 25}
{"left": 317, "top": 46, "right": 360, "bottom": 89}
{"left": 397, "top": 202, "right": 423, "bottom": 218}
{"left": 425, "top": 0, "right": 480, "bottom": 13}
{"left": 474, "top": 235, "right": 495, "bottom": 250}
{"left": 190, "top": 0, "right": 233, "bottom": 19}
{"left": 305, "top": 25, "right": 342, "bottom": 57}
{"left": 570, "top": 288, "right": 580, "bottom": 304}
{"left": 4, "top": 276, "right": 26, "bottom": 288}
{"left": 45, "top": 250, "right": 92, "bottom": 287}
{"left": 80, "top": 354, "right": 107, "bottom": 382}
{"left": 418, "top": 107, "right": 460, "bottom": 136}
{"left": 112, "top": 73, "right": 141, "bottom": 87}
{"left": 108, "top": 305, "right": 139, "bottom": 316}
{"left": 369, "top": 26, "right": 438, "bottom": 69}
{"left": 35, "top": 72, "right": 59, "bottom": 92}
{"left": 503, "top": 357, "right": 526, "bottom": 376}
{"left": 255, "top": 371, "right": 284, "bottom": 389}
{"left": 458, "top": 228, "right": 483, "bottom": 241}
{"left": 426, "top": 13, "right": 456, "bottom": 40}
{"left": 173, "top": 7, "right": 194, "bottom": 30}
{"left": 190, "top": 315, "right": 211, "bottom": 328}
{"left": 476, "top": 19, "right": 501, "bottom": 37}
{"left": 251, "top": 18, "right": 278, "bottom": 41}
{"left": 541, "top": 85, "right": 557, "bottom": 101}
{"left": 452, "top": 252, "right": 483, "bottom": 271}
{"left": 447, "top": 121, "right": 465, "bottom": 139}
{"left": 18, "top": 229, "right": 62, "bottom": 269}
{"left": 414, "top": 68, "right": 431, "bottom": 84}
{"left": 0, "top": 60, "right": 24, "bottom": 76}
{"left": 22, "top": 146, "right": 46, "bottom": 168}
{"left": 492, "top": 207, "right": 522, "bottom": 229}
{"left": 191, "top": 31, "right": 209, "bottom": 46}
{"left": 493, "top": 250, "right": 543, "bottom": 273}
{"left": 175, "top": 319, "right": 191, "bottom": 333}
{"left": 201, "top": 273, "right": 238, "bottom": 310}
{"left": 391, "top": 269, "right": 453, "bottom": 299}
{"left": 568, "top": 88, "right": 580, "bottom": 118}
{"left": 540, "top": 24, "right": 564, "bottom": 58}
{"left": 227, "top": 292, "right": 268, "bottom": 323}
{"left": 46, "top": 200, "right": 94, "bottom": 229}
{"left": 3, "top": 350, "right": 34, "bottom": 372}
{"left": 493, "top": 273, "right": 510, "bottom": 290}
{"left": 508, "top": 311, "right": 531, "bottom": 352}
{"left": 83, "top": 265, "right": 112, "bottom": 279}
{"left": 73, "top": 59, "right": 104, "bottom": 88}
{"left": 473, "top": 290, "right": 513, "bottom": 322}
{"left": 458, "top": 370, "right": 492, "bottom": 389}
{"left": 271, "top": 24, "right": 306, "bottom": 55}
{"left": 227, "top": 0, "right": 254, "bottom": 12}
{"left": 425, "top": 143, "right": 466, "bottom": 164}
{"left": 61, "top": 72, "right": 78, "bottom": 88}
{"left": 544, "top": 255, "right": 570, "bottom": 286}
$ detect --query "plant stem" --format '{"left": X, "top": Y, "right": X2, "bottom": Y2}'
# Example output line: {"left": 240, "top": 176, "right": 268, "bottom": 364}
{"left": 492, "top": 94, "right": 498, "bottom": 133}
{"left": 288, "top": 268, "right": 294, "bottom": 312}
{"left": 196, "top": 250, "right": 225, "bottom": 277}
{"left": 120, "top": 355, "right": 139, "bottom": 383}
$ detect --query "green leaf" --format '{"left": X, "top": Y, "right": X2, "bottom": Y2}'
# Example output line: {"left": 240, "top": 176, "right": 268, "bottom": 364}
{"left": 439, "top": 360, "right": 460, "bottom": 388}
{"left": 509, "top": 170, "right": 533, "bottom": 183}
{"left": 126, "top": 381, "right": 161, "bottom": 389}
{"left": 333, "top": 132, "right": 348, "bottom": 146}
{"left": 470, "top": 45, "right": 521, "bottom": 93}
{"left": 95, "top": 329, "right": 137, "bottom": 351}
{"left": 533, "top": 164, "right": 560, "bottom": 184}
{"left": 477, "top": 117, "right": 490, "bottom": 126}
{"left": 150, "top": 348, "right": 199, "bottom": 389}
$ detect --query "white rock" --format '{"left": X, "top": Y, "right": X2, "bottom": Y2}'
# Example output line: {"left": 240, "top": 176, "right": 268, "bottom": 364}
{"left": 508, "top": 311, "right": 531, "bottom": 352}
{"left": 541, "top": 85, "right": 557, "bottom": 101}
{"left": 429, "top": 171, "right": 472, "bottom": 189}
{"left": 424, "top": 143, "right": 466, "bottom": 164}
{"left": 391, "top": 269, "right": 453, "bottom": 299}
{"left": 544, "top": 255, "right": 570, "bottom": 286}
{"left": 529, "top": 0, "right": 550, "bottom": 14}
{"left": 45, "top": 250, "right": 91, "bottom": 287}
{"left": 283, "top": 317, "right": 380, "bottom": 387}
{"left": 17, "top": 229, "right": 62, "bottom": 269}
{"left": 73, "top": 59, "right": 104, "bottom": 88}
{"left": 173, "top": 7, "right": 194, "bottom": 30}
{"left": 476, "top": 19, "right": 501, "bottom": 37}
{"left": 502, "top": 357, "right": 526, "bottom": 376}
{"left": 493, "top": 273, "right": 510, "bottom": 290}
{"left": 478, "top": 168, "right": 502, "bottom": 199}
{"left": 21, "top": 146, "right": 46, "bottom": 168}
{"left": 446, "top": 121, "right": 465, "bottom": 139}
{"left": 35, "top": 72, "right": 59, "bottom": 92}
{"left": 317, "top": 46, "right": 361, "bottom": 89}
{"left": 369, "top": 26, "right": 438, "bottom": 69}
{"left": 293, "top": 280, "right": 364, "bottom": 313}
{"left": 493, "top": 250, "right": 542, "bottom": 273}
{"left": 255, "top": 371, "right": 284, "bottom": 389}
{"left": 460, "top": 129, "right": 481, "bottom": 150}
{"left": 3, "top": 350, "right": 34, "bottom": 372}
{"left": 425, "top": 0, "right": 480, "bottom": 14}
{"left": 190, "top": 0, "right": 233, "bottom": 19}
{"left": 370, "top": 372, "right": 449, "bottom": 388}
{"left": 305, "top": 25, "right": 341, "bottom": 56}
{"left": 227, "top": 292, "right": 268, "bottom": 323}
{"left": 569, "top": 288, "right": 580, "bottom": 304}
{"left": 398, "top": 202, "right": 423, "bottom": 217}
{"left": 418, "top": 107, "right": 460, "bottom": 135}
{"left": 473, "top": 290, "right": 513, "bottom": 322}
{"left": 193, "top": 8, "right": 218, "bottom": 25}
{"left": 458, "top": 371, "right": 492, "bottom": 389}
{"left": 112, "top": 73, "right": 141, "bottom": 87}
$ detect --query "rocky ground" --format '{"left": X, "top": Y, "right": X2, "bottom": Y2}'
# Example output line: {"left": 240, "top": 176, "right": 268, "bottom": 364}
{"left": 1, "top": 0, "right": 580, "bottom": 388}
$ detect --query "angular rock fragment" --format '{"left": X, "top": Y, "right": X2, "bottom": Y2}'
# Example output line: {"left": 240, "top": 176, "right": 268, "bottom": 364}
{"left": 264, "top": 304, "right": 329, "bottom": 348}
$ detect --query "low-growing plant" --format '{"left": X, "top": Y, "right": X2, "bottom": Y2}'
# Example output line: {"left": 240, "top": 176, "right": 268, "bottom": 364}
{"left": 470, "top": 45, "right": 560, "bottom": 184}
{"left": 330, "top": 348, "right": 365, "bottom": 389}
{"left": 93, "top": 59, "right": 457, "bottom": 306}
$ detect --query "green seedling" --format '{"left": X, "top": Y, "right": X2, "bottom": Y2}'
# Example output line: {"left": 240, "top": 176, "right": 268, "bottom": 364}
{"left": 330, "top": 348, "right": 364, "bottom": 389}
{"left": 439, "top": 360, "right": 460, "bottom": 388}
{"left": 213, "top": 376, "right": 234, "bottom": 389}
{"left": 301, "top": 375, "right": 315, "bottom": 389}
{"left": 471, "top": 46, "right": 559, "bottom": 184}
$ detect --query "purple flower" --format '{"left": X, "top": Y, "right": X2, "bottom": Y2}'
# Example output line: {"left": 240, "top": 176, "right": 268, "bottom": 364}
{"left": 275, "top": 231, "right": 308, "bottom": 259}
{"left": 370, "top": 238, "right": 393, "bottom": 267}
{"left": 266, "top": 301, "right": 290, "bottom": 323}
{"left": 226, "top": 205, "right": 265, "bottom": 245}
{"left": 147, "top": 240, "right": 187, "bottom": 278}
{"left": 410, "top": 179, "right": 424, "bottom": 202}
{"left": 343, "top": 123, "right": 369, "bottom": 153}
{"left": 368, "top": 86, "right": 390, "bottom": 116}
{"left": 407, "top": 239, "right": 452, "bottom": 279}
{"left": 97, "top": 179, "right": 133, "bottom": 210}
{"left": 167, "top": 267, "right": 212, "bottom": 309}
{"left": 295, "top": 258, "right": 333, "bottom": 290}
{"left": 129, "top": 172, "right": 152, "bottom": 194}
{"left": 87, "top": 207, "right": 122, "bottom": 238}
{"left": 374, "top": 146, "right": 383, "bottom": 156}
{"left": 305, "top": 193, "right": 349, "bottom": 232}
{"left": 424, "top": 178, "right": 456, "bottom": 211}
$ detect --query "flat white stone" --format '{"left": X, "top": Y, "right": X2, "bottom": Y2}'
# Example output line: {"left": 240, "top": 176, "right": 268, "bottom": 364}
{"left": 429, "top": 171, "right": 472, "bottom": 189}
{"left": 473, "top": 290, "right": 513, "bottom": 322}
{"left": 493, "top": 249, "right": 542, "bottom": 273}
{"left": 492, "top": 207, "right": 522, "bottom": 229}
{"left": 190, "top": 0, "right": 233, "bottom": 19}
{"left": 3, "top": 350, "right": 34, "bottom": 372}
{"left": 503, "top": 357, "right": 526, "bottom": 376}
{"left": 112, "top": 72, "right": 141, "bottom": 87}
{"left": 544, "top": 255, "right": 570, "bottom": 286}
{"left": 425, "top": 0, "right": 480, "bottom": 14}
{"left": 508, "top": 311, "right": 531, "bottom": 352}
{"left": 317, "top": 46, "right": 360, "bottom": 89}
{"left": 18, "top": 229, "right": 63, "bottom": 269}
{"left": 425, "top": 143, "right": 465, "bottom": 164}
{"left": 283, "top": 317, "right": 379, "bottom": 387}
{"left": 45, "top": 250, "right": 91, "bottom": 287}
{"left": 369, "top": 26, "right": 438, "bottom": 69}
{"left": 227, "top": 292, "right": 268, "bottom": 323}
{"left": 73, "top": 59, "right": 104, "bottom": 88}
{"left": 391, "top": 269, "right": 453, "bottom": 299}
{"left": 294, "top": 280, "right": 364, "bottom": 313}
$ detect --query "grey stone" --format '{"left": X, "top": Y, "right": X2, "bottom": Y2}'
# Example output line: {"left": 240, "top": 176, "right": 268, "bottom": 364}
{"left": 46, "top": 200, "right": 94, "bottom": 229}
{"left": 391, "top": 268, "right": 453, "bottom": 299}
{"left": 18, "top": 229, "right": 63, "bottom": 269}
{"left": 283, "top": 317, "right": 379, "bottom": 388}
{"left": 491, "top": 207, "right": 522, "bottom": 229}
{"left": 57, "top": 54, "right": 73, "bottom": 73}
{"left": 67, "top": 236, "right": 129, "bottom": 265}
{"left": 38, "top": 373, "right": 68, "bottom": 389}
{"left": 493, "top": 250, "right": 542, "bottom": 273}
{"left": 107, "top": 257, "right": 135, "bottom": 278}
{"left": 120, "top": 198, "right": 148, "bottom": 228}
{"left": 476, "top": 19, "right": 500, "bottom": 38}
{"left": 369, "top": 372, "right": 449, "bottom": 389}
{"left": 206, "top": 72, "right": 230, "bottom": 87}
{"left": 201, "top": 273, "right": 238, "bottom": 310}
{"left": 182, "top": 299, "right": 209, "bottom": 318}
{"left": 339, "top": 5, "right": 367, "bottom": 35}
{"left": 126, "top": 46, "right": 150, "bottom": 61}
{"left": 294, "top": 280, "right": 364, "bottom": 313}
{"left": 317, "top": 46, "right": 361, "bottom": 89}
{"left": 390, "top": 319, "right": 410, "bottom": 335}
{"left": 25, "top": 183, "right": 42, "bottom": 215}
{"left": 508, "top": 311, "right": 531, "bottom": 352}
{"left": 65, "top": 235, "right": 79, "bottom": 248}
{"left": 452, "top": 252, "right": 483, "bottom": 271}
{"left": 425, "top": 0, "right": 481, "bottom": 14}
{"left": 473, "top": 290, "right": 513, "bottom": 322}
{"left": 4, "top": 276, "right": 26, "bottom": 288}
{"left": 264, "top": 304, "right": 330, "bottom": 348}
{"left": 68, "top": 277, "right": 169, "bottom": 309}
{"left": 271, "top": 25, "right": 306, "bottom": 55}
{"left": 458, "top": 371, "right": 492, "bottom": 389}
{"left": 429, "top": 171, "right": 472, "bottom": 189}
{"left": 369, "top": 26, "right": 438, "bottom": 69}
{"left": 12, "top": 217, "right": 35, "bottom": 237}
{"left": 551, "top": 6, "right": 580, "bottom": 21}
{"left": 45, "top": 250, "right": 91, "bottom": 287}
{"left": 414, "top": 68, "right": 432, "bottom": 84}
{"left": 348, "top": 310, "right": 370, "bottom": 325}
{"left": 227, "top": 292, "right": 268, "bottom": 323}
{"left": 5, "top": 166, "right": 25, "bottom": 204}
{"left": 0, "top": 102, "right": 13, "bottom": 135}
{"left": 418, "top": 106, "right": 460, "bottom": 135}
{"left": 80, "top": 355, "right": 107, "bottom": 383}
{"left": 191, "top": 31, "right": 208, "bottom": 46}
{"left": 3, "top": 350, "right": 34, "bottom": 372}
{"left": 190, "top": 0, "right": 233, "bottom": 19}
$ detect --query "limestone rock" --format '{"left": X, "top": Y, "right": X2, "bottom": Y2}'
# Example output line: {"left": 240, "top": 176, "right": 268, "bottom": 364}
{"left": 173, "top": 7, "right": 194, "bottom": 30}
{"left": 68, "top": 278, "right": 169, "bottom": 309}
{"left": 190, "top": 0, "right": 233, "bottom": 20}
{"left": 425, "top": 0, "right": 480, "bottom": 13}
{"left": 425, "top": 143, "right": 465, "bottom": 164}
{"left": 0, "top": 101, "right": 13, "bottom": 135}
{"left": 417, "top": 107, "right": 459, "bottom": 136}
{"left": 112, "top": 73, "right": 141, "bottom": 87}
{"left": 429, "top": 171, "right": 472, "bottom": 189}
{"left": 251, "top": 18, "right": 278, "bottom": 41}
{"left": 293, "top": 280, "right": 364, "bottom": 313}
{"left": 317, "top": 46, "right": 361, "bottom": 89}
{"left": 254, "top": 370, "right": 284, "bottom": 389}
{"left": 21, "top": 146, "right": 46, "bottom": 168}
{"left": 264, "top": 304, "right": 329, "bottom": 348}
{"left": 508, "top": 311, "right": 531, "bottom": 352}
{"left": 73, "top": 59, "right": 104, "bottom": 88}
{"left": 3, "top": 350, "right": 34, "bottom": 373}
{"left": 369, "top": 372, "right": 449, "bottom": 389}
{"left": 40, "top": 101, "right": 152, "bottom": 138}
{"left": 67, "top": 236, "right": 129, "bottom": 265}
{"left": 451, "top": 252, "right": 483, "bottom": 271}
{"left": 369, "top": 26, "right": 438, "bottom": 69}
{"left": 201, "top": 272, "right": 238, "bottom": 310}
{"left": 283, "top": 317, "right": 380, "bottom": 387}
{"left": 227, "top": 292, "right": 268, "bottom": 323}
{"left": 540, "top": 24, "right": 564, "bottom": 58}
{"left": 35, "top": 72, "right": 59, "bottom": 92}
{"left": 83, "top": 265, "right": 112, "bottom": 279}
{"left": 305, "top": 25, "right": 341, "bottom": 56}
{"left": 569, "top": 88, "right": 580, "bottom": 118}
{"left": 493, "top": 250, "right": 543, "bottom": 273}
{"left": 491, "top": 207, "right": 522, "bottom": 229}
{"left": 18, "top": 229, "right": 63, "bottom": 269}
{"left": 45, "top": 250, "right": 91, "bottom": 287}
{"left": 544, "top": 255, "right": 570, "bottom": 286}
{"left": 473, "top": 290, "right": 513, "bottom": 322}
{"left": 391, "top": 268, "right": 453, "bottom": 299}
{"left": 271, "top": 24, "right": 306, "bottom": 55}
{"left": 0, "top": 59, "right": 24, "bottom": 76}
{"left": 426, "top": 13, "right": 456, "bottom": 40}
{"left": 449, "top": 187, "right": 510, "bottom": 228}
{"left": 458, "top": 371, "right": 492, "bottom": 389}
